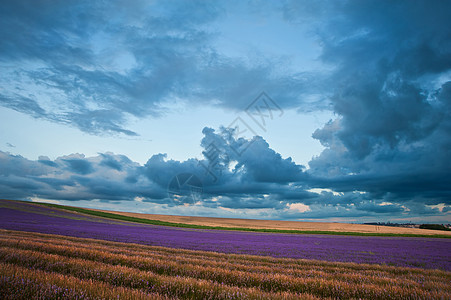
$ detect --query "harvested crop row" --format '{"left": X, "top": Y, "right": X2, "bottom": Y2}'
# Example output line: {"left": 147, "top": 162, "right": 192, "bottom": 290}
{"left": 0, "top": 245, "right": 443, "bottom": 300}
{"left": 1, "top": 231, "right": 450, "bottom": 299}
{"left": 1, "top": 237, "right": 448, "bottom": 294}
{"left": 0, "top": 262, "right": 168, "bottom": 300}
{"left": 0, "top": 246, "right": 315, "bottom": 300}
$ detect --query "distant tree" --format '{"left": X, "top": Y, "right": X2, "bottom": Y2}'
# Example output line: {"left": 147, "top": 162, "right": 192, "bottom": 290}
{"left": 419, "top": 224, "right": 451, "bottom": 231}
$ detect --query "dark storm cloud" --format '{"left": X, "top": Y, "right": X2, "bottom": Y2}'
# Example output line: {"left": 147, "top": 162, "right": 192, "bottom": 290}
{"left": 278, "top": 0, "right": 451, "bottom": 209}
{"left": 62, "top": 158, "right": 94, "bottom": 175}
{"left": 38, "top": 156, "right": 59, "bottom": 168}
{"left": 0, "top": 152, "right": 51, "bottom": 177}
{"left": 99, "top": 153, "right": 132, "bottom": 171}
{"left": 143, "top": 154, "right": 202, "bottom": 188}
{"left": 199, "top": 127, "right": 306, "bottom": 184}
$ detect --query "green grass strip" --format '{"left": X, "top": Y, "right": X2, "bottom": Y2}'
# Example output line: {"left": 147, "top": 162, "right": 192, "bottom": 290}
{"left": 35, "top": 202, "right": 451, "bottom": 238}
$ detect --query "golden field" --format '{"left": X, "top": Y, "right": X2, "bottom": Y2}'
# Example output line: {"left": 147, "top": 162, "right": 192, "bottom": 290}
{"left": 95, "top": 208, "right": 451, "bottom": 236}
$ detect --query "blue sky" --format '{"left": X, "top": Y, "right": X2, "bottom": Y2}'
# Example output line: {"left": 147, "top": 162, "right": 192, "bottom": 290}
{"left": 1, "top": 0, "right": 450, "bottom": 223}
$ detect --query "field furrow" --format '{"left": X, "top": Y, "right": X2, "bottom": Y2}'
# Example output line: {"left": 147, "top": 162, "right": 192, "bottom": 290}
{"left": 0, "top": 262, "right": 169, "bottom": 300}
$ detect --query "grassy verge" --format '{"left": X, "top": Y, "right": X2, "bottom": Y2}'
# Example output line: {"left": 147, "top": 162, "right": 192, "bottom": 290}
{"left": 32, "top": 202, "right": 451, "bottom": 238}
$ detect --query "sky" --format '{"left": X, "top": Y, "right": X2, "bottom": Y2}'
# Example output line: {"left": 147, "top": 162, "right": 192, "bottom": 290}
{"left": 0, "top": 0, "right": 450, "bottom": 223}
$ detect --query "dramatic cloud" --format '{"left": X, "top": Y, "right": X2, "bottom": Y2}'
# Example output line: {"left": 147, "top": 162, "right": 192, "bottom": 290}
{"left": 1, "top": 126, "right": 449, "bottom": 221}
{"left": 286, "top": 0, "right": 451, "bottom": 207}
{"left": 0, "top": 1, "right": 450, "bottom": 222}
{"left": 0, "top": 0, "right": 316, "bottom": 136}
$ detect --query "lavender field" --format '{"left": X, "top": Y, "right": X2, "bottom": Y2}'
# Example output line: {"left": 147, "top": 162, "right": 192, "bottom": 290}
{"left": 1, "top": 200, "right": 450, "bottom": 270}
{"left": 1, "top": 199, "right": 451, "bottom": 299}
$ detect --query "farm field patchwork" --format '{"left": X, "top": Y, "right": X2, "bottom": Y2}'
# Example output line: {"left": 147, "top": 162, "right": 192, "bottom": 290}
{"left": 94, "top": 208, "right": 451, "bottom": 236}
{"left": 1, "top": 200, "right": 450, "bottom": 270}
{"left": 1, "top": 199, "right": 450, "bottom": 299}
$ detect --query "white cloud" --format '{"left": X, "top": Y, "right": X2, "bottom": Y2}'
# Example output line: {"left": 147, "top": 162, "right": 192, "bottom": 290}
{"left": 288, "top": 203, "right": 310, "bottom": 213}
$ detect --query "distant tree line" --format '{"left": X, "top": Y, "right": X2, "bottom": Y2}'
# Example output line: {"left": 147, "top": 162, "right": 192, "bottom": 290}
{"left": 364, "top": 222, "right": 451, "bottom": 231}
{"left": 419, "top": 224, "right": 451, "bottom": 231}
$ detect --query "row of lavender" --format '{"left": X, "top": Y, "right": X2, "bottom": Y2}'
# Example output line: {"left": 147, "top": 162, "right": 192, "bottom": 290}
{"left": 1, "top": 200, "right": 450, "bottom": 271}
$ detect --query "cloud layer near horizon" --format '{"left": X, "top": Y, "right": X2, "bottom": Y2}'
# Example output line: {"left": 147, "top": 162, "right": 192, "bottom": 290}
{"left": 0, "top": 126, "right": 449, "bottom": 221}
